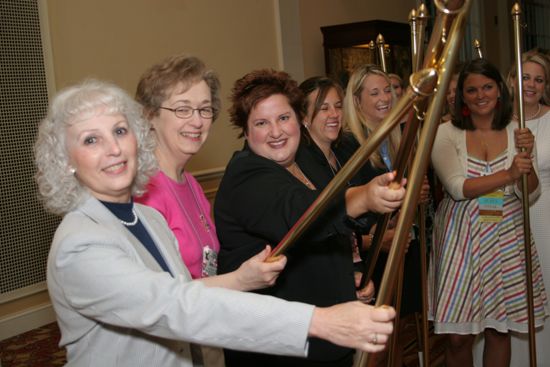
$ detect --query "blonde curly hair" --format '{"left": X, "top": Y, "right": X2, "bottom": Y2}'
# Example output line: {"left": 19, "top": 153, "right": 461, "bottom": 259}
{"left": 34, "top": 79, "right": 157, "bottom": 215}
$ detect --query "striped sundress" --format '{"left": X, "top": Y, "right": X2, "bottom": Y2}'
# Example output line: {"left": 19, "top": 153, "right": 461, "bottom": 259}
{"left": 429, "top": 150, "right": 548, "bottom": 334}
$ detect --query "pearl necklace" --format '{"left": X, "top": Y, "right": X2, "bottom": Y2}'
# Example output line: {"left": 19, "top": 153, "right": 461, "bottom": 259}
{"left": 120, "top": 208, "right": 139, "bottom": 226}
{"left": 513, "top": 103, "right": 541, "bottom": 121}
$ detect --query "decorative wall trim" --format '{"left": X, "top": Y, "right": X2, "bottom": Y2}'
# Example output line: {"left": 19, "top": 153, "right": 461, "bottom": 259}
{"left": 192, "top": 166, "right": 225, "bottom": 202}
{"left": 0, "top": 283, "right": 47, "bottom": 305}
{"left": 0, "top": 302, "right": 55, "bottom": 341}
{"left": 191, "top": 166, "right": 225, "bottom": 183}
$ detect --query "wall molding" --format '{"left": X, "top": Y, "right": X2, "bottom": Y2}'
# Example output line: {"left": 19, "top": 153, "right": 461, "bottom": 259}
{"left": 192, "top": 166, "right": 225, "bottom": 202}
{"left": 191, "top": 166, "right": 225, "bottom": 183}
{"left": 0, "top": 302, "right": 55, "bottom": 341}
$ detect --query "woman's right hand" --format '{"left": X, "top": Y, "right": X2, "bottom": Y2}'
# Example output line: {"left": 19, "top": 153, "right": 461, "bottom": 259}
{"left": 235, "top": 245, "right": 287, "bottom": 291}
{"left": 507, "top": 151, "right": 534, "bottom": 181}
{"left": 308, "top": 302, "right": 396, "bottom": 353}
{"left": 514, "top": 127, "right": 534, "bottom": 155}
{"left": 346, "top": 172, "right": 406, "bottom": 217}
{"left": 367, "top": 172, "right": 406, "bottom": 214}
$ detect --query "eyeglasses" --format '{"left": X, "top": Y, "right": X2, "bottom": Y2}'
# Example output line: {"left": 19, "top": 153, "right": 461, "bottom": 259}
{"left": 159, "top": 106, "right": 216, "bottom": 119}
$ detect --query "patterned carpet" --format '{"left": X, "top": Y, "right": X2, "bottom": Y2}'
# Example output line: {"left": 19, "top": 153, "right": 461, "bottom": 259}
{"left": 0, "top": 323, "right": 65, "bottom": 367}
{"left": 0, "top": 317, "right": 445, "bottom": 366}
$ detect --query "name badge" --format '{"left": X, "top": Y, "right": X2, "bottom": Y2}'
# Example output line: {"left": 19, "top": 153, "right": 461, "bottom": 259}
{"left": 478, "top": 190, "right": 504, "bottom": 223}
{"left": 202, "top": 246, "right": 218, "bottom": 277}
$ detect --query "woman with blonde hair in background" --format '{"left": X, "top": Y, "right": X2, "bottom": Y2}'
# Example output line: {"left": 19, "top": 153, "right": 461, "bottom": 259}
{"left": 388, "top": 73, "right": 404, "bottom": 99}
{"left": 343, "top": 64, "right": 427, "bottom": 367}
{"left": 507, "top": 50, "right": 550, "bottom": 367}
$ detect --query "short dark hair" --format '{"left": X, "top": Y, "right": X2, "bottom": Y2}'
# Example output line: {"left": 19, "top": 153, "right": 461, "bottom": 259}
{"left": 229, "top": 69, "right": 304, "bottom": 138}
{"left": 453, "top": 58, "right": 512, "bottom": 131}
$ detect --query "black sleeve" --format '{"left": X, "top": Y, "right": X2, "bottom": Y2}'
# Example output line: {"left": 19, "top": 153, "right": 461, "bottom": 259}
{"left": 215, "top": 151, "right": 348, "bottom": 273}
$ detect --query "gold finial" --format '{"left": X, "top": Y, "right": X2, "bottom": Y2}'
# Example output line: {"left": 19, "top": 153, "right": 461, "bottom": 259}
{"left": 368, "top": 40, "right": 375, "bottom": 50}
{"left": 409, "top": 8, "right": 417, "bottom": 23}
{"left": 376, "top": 33, "right": 385, "bottom": 46}
{"left": 417, "top": 3, "right": 428, "bottom": 19}
{"left": 512, "top": 2, "right": 521, "bottom": 16}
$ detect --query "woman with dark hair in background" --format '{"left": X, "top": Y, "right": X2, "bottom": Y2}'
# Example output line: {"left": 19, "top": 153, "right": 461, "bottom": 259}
{"left": 429, "top": 58, "right": 547, "bottom": 367}
{"left": 298, "top": 76, "right": 396, "bottom": 279}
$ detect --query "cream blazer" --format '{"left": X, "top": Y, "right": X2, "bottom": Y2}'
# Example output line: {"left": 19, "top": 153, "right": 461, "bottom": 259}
{"left": 47, "top": 197, "right": 313, "bottom": 367}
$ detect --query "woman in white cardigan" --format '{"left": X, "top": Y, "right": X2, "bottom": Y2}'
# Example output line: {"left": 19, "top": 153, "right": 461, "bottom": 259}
{"left": 429, "top": 59, "right": 547, "bottom": 367}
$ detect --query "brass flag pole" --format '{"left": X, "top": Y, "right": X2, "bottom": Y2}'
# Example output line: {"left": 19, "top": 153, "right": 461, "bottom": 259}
{"left": 377, "top": 34, "right": 388, "bottom": 72}
{"left": 410, "top": 4, "right": 431, "bottom": 367}
{"left": 354, "top": 0, "right": 471, "bottom": 366}
{"left": 512, "top": 3, "right": 537, "bottom": 367}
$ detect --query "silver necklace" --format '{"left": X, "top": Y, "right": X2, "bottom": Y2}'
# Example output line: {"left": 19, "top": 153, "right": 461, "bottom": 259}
{"left": 120, "top": 207, "right": 139, "bottom": 226}
{"left": 326, "top": 149, "right": 341, "bottom": 177}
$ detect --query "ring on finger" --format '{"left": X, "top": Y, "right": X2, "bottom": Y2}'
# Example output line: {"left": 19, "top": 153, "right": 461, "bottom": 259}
{"left": 370, "top": 333, "right": 378, "bottom": 345}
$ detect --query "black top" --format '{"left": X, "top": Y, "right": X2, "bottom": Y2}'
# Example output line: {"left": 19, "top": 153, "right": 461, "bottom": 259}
{"left": 100, "top": 200, "right": 172, "bottom": 276}
{"left": 301, "top": 132, "right": 384, "bottom": 236}
{"left": 215, "top": 143, "right": 357, "bottom": 366}
{"left": 327, "top": 133, "right": 422, "bottom": 316}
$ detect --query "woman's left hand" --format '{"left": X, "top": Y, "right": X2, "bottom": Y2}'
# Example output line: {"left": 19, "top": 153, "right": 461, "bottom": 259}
{"left": 514, "top": 128, "right": 535, "bottom": 155}
{"left": 235, "top": 245, "right": 287, "bottom": 291}
{"left": 355, "top": 276, "right": 375, "bottom": 303}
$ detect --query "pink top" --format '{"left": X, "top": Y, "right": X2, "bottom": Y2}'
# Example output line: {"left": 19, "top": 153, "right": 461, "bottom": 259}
{"left": 135, "top": 170, "right": 220, "bottom": 279}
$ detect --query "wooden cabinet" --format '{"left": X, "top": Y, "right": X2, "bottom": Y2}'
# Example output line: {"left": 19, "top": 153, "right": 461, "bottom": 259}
{"left": 321, "top": 20, "right": 411, "bottom": 87}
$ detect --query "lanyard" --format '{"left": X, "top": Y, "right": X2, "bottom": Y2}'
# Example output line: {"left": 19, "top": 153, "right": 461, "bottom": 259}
{"left": 163, "top": 172, "right": 217, "bottom": 249}
{"left": 380, "top": 139, "right": 393, "bottom": 172}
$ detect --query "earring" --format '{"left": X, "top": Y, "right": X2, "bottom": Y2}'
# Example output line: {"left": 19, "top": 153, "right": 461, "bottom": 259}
{"left": 69, "top": 167, "right": 76, "bottom": 175}
{"left": 461, "top": 105, "right": 471, "bottom": 117}
{"left": 303, "top": 121, "right": 310, "bottom": 129}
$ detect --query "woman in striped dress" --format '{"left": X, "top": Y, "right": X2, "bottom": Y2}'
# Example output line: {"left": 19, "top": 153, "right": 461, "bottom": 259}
{"left": 429, "top": 59, "right": 548, "bottom": 367}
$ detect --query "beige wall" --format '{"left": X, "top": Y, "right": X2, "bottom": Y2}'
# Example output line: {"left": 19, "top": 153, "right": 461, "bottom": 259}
{"left": 41, "top": 0, "right": 519, "bottom": 175}
{"left": 45, "top": 0, "right": 283, "bottom": 172}
{"left": 45, "top": 0, "right": 417, "bottom": 173}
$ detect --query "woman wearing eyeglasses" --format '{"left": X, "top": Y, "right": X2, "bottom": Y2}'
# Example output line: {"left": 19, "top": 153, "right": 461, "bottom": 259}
{"left": 135, "top": 55, "right": 287, "bottom": 365}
